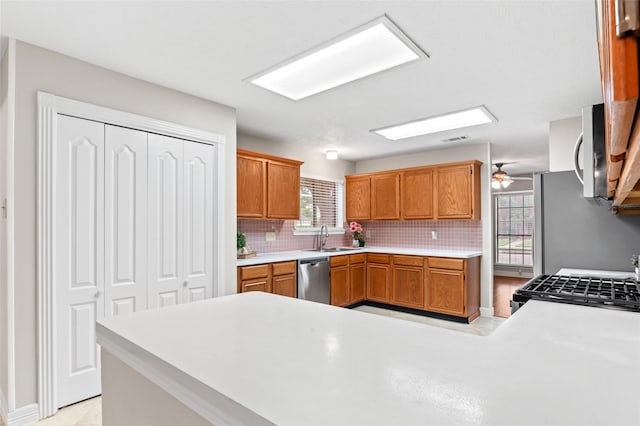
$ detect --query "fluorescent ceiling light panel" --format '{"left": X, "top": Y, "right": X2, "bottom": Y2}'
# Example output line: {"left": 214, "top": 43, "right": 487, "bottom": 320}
{"left": 372, "top": 106, "right": 497, "bottom": 140}
{"left": 247, "top": 16, "right": 427, "bottom": 100}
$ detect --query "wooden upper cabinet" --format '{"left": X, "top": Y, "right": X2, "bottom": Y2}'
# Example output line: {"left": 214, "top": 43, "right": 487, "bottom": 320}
{"left": 237, "top": 155, "right": 266, "bottom": 218}
{"left": 596, "top": 0, "right": 640, "bottom": 209}
{"left": 346, "top": 176, "right": 371, "bottom": 220}
{"left": 267, "top": 161, "right": 300, "bottom": 219}
{"left": 435, "top": 162, "right": 481, "bottom": 220}
{"left": 401, "top": 167, "right": 433, "bottom": 219}
{"left": 237, "top": 149, "right": 303, "bottom": 220}
{"left": 371, "top": 173, "right": 400, "bottom": 220}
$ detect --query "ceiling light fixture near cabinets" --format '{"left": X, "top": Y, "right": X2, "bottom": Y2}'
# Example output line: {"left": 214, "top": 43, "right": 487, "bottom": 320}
{"left": 372, "top": 106, "right": 497, "bottom": 140}
{"left": 325, "top": 150, "right": 339, "bottom": 160}
{"left": 246, "top": 15, "right": 428, "bottom": 100}
{"left": 491, "top": 163, "right": 514, "bottom": 189}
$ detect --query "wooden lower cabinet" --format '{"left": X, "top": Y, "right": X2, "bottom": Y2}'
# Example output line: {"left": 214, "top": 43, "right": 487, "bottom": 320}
{"left": 367, "top": 263, "right": 391, "bottom": 303}
{"left": 241, "top": 277, "right": 271, "bottom": 293}
{"left": 237, "top": 260, "right": 297, "bottom": 298}
{"left": 330, "top": 254, "right": 366, "bottom": 306}
{"left": 330, "top": 265, "right": 350, "bottom": 307}
{"left": 391, "top": 265, "right": 424, "bottom": 309}
{"left": 272, "top": 274, "right": 297, "bottom": 298}
{"left": 425, "top": 268, "right": 465, "bottom": 316}
{"left": 349, "top": 260, "right": 366, "bottom": 303}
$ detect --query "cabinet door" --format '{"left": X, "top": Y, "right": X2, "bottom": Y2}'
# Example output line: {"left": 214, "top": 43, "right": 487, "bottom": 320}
{"left": 367, "top": 263, "right": 390, "bottom": 303}
{"left": 242, "top": 278, "right": 271, "bottom": 293}
{"left": 371, "top": 173, "right": 400, "bottom": 220}
{"left": 237, "top": 155, "right": 266, "bottom": 218}
{"left": 267, "top": 161, "right": 300, "bottom": 219}
{"left": 435, "top": 165, "right": 473, "bottom": 219}
{"left": 183, "top": 141, "right": 214, "bottom": 302}
{"left": 148, "top": 134, "right": 183, "bottom": 308}
{"left": 104, "top": 125, "right": 148, "bottom": 318}
{"left": 349, "top": 262, "right": 366, "bottom": 304}
{"left": 401, "top": 168, "right": 433, "bottom": 219}
{"left": 426, "top": 268, "right": 465, "bottom": 316}
{"left": 330, "top": 266, "right": 350, "bottom": 306}
{"left": 346, "top": 176, "right": 371, "bottom": 220}
{"left": 56, "top": 115, "right": 105, "bottom": 407}
{"left": 272, "top": 274, "right": 297, "bottom": 298}
{"left": 392, "top": 266, "right": 424, "bottom": 309}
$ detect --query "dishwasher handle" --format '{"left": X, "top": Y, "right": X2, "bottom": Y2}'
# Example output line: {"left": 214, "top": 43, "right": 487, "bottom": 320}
{"left": 299, "top": 257, "right": 329, "bottom": 266}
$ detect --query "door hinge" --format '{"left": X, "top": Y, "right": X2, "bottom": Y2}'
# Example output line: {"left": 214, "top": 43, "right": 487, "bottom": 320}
{"left": 1, "top": 198, "right": 6, "bottom": 219}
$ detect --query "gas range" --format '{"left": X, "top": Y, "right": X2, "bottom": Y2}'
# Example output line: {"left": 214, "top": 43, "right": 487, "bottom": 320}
{"left": 511, "top": 273, "right": 640, "bottom": 314}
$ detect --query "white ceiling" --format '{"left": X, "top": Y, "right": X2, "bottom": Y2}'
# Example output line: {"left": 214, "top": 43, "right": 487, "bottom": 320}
{"left": 1, "top": 1, "right": 602, "bottom": 174}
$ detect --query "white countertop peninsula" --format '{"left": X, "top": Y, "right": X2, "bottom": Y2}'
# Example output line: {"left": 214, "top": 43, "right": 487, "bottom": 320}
{"left": 237, "top": 246, "right": 482, "bottom": 266}
{"left": 97, "top": 292, "right": 640, "bottom": 426}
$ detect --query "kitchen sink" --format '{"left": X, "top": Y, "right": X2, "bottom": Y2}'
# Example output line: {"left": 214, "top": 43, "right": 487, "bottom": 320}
{"left": 303, "top": 247, "right": 361, "bottom": 252}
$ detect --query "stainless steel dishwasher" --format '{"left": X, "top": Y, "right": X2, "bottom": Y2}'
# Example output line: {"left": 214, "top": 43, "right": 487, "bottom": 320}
{"left": 297, "top": 257, "right": 330, "bottom": 304}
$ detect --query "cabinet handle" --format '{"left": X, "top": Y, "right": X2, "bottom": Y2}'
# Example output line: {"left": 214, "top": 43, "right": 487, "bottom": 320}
{"left": 94, "top": 289, "right": 103, "bottom": 298}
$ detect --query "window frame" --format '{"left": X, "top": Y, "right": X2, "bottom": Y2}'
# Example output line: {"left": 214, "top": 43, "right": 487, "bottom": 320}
{"left": 494, "top": 190, "right": 534, "bottom": 267}
{"left": 293, "top": 174, "right": 346, "bottom": 236}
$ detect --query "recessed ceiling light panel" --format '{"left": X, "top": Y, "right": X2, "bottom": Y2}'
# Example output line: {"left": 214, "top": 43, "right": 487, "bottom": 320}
{"left": 247, "top": 16, "right": 427, "bottom": 100}
{"left": 372, "top": 106, "right": 497, "bottom": 140}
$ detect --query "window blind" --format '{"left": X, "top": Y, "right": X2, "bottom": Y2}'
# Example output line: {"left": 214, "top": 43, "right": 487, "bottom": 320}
{"left": 297, "top": 177, "right": 344, "bottom": 229}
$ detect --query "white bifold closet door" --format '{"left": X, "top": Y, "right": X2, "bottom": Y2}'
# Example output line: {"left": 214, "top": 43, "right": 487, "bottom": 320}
{"left": 104, "top": 125, "right": 148, "bottom": 316}
{"left": 147, "top": 134, "right": 214, "bottom": 308}
{"left": 55, "top": 117, "right": 215, "bottom": 409}
{"left": 56, "top": 115, "right": 105, "bottom": 407}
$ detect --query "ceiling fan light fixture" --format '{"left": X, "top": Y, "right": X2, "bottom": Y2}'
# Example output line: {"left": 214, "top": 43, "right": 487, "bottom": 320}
{"left": 372, "top": 106, "right": 496, "bottom": 140}
{"left": 492, "top": 162, "right": 514, "bottom": 189}
{"left": 246, "top": 15, "right": 427, "bottom": 100}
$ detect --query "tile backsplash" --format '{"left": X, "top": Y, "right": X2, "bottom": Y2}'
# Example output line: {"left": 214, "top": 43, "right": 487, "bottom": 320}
{"left": 238, "top": 219, "right": 482, "bottom": 253}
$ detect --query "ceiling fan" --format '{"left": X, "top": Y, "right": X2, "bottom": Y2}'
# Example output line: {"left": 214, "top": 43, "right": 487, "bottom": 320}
{"left": 491, "top": 163, "right": 533, "bottom": 190}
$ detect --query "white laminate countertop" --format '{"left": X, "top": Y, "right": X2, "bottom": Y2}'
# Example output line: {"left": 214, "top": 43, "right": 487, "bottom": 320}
{"left": 237, "top": 246, "right": 482, "bottom": 266}
{"left": 97, "top": 293, "right": 640, "bottom": 426}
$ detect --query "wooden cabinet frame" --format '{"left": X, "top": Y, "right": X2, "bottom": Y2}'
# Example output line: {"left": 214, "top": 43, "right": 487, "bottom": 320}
{"left": 346, "top": 160, "right": 482, "bottom": 221}
{"left": 237, "top": 261, "right": 297, "bottom": 298}
{"left": 237, "top": 149, "right": 303, "bottom": 219}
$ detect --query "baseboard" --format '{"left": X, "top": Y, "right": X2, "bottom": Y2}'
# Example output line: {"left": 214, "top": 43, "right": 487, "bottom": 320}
{"left": 7, "top": 404, "right": 39, "bottom": 426}
{"left": 0, "top": 388, "right": 7, "bottom": 426}
{"left": 480, "top": 307, "right": 494, "bottom": 317}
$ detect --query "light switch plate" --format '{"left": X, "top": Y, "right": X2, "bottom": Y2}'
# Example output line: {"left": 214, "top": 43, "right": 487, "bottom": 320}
{"left": 366, "top": 230, "right": 371, "bottom": 238}
{"left": 265, "top": 231, "right": 276, "bottom": 241}
{"left": 431, "top": 230, "right": 438, "bottom": 240}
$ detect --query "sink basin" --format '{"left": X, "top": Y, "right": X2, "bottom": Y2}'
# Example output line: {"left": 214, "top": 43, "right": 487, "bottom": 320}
{"left": 303, "top": 247, "right": 361, "bottom": 252}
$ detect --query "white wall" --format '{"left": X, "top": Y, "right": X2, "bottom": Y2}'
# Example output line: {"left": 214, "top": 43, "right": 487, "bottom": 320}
{"left": 0, "top": 40, "right": 12, "bottom": 423}
{"left": 549, "top": 116, "right": 581, "bottom": 172}
{"left": 237, "top": 133, "right": 355, "bottom": 181}
{"left": 10, "top": 40, "right": 237, "bottom": 410}
{"left": 355, "top": 143, "right": 495, "bottom": 314}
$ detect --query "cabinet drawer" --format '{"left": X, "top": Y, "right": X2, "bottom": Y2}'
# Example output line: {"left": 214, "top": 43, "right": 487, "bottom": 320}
{"left": 349, "top": 253, "right": 366, "bottom": 264}
{"left": 239, "top": 264, "right": 270, "bottom": 280}
{"left": 367, "top": 253, "right": 390, "bottom": 264}
{"left": 272, "top": 261, "right": 296, "bottom": 276}
{"left": 393, "top": 255, "right": 424, "bottom": 267}
{"left": 428, "top": 257, "right": 464, "bottom": 271}
{"left": 330, "top": 255, "right": 349, "bottom": 267}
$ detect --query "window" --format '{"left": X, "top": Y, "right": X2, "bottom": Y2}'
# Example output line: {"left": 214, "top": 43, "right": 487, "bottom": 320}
{"left": 295, "top": 177, "right": 344, "bottom": 234}
{"left": 495, "top": 192, "right": 534, "bottom": 266}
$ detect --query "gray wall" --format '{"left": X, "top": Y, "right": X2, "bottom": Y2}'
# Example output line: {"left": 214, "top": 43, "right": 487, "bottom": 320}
{"left": 541, "top": 171, "right": 640, "bottom": 273}
{"left": 12, "top": 40, "right": 237, "bottom": 409}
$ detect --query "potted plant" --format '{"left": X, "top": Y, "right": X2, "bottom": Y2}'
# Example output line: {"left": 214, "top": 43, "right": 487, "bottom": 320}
{"left": 633, "top": 255, "right": 639, "bottom": 280}
{"left": 237, "top": 232, "right": 249, "bottom": 255}
{"left": 349, "top": 222, "right": 365, "bottom": 247}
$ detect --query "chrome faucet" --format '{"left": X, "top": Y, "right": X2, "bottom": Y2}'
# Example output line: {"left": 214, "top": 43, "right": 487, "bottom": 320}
{"left": 318, "top": 224, "right": 329, "bottom": 250}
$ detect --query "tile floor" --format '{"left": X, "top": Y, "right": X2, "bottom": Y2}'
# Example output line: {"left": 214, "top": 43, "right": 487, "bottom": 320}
{"left": 493, "top": 275, "right": 530, "bottom": 318}
{"left": 33, "top": 397, "right": 101, "bottom": 426}
{"left": 32, "top": 303, "right": 507, "bottom": 425}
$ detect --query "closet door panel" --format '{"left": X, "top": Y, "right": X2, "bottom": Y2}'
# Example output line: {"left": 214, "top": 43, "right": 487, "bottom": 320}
{"left": 148, "top": 134, "right": 183, "bottom": 308}
{"left": 104, "top": 125, "right": 148, "bottom": 317}
{"left": 55, "top": 115, "right": 104, "bottom": 407}
{"left": 183, "top": 142, "right": 214, "bottom": 301}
